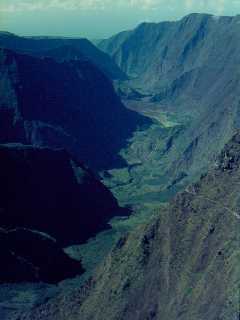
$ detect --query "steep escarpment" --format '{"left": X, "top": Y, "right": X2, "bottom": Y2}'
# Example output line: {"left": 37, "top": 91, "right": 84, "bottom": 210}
{"left": 24, "top": 131, "right": 240, "bottom": 320}
{"left": 0, "top": 48, "right": 148, "bottom": 170}
{"left": 99, "top": 13, "right": 240, "bottom": 199}
{"left": 0, "top": 144, "right": 122, "bottom": 245}
{"left": 0, "top": 32, "right": 126, "bottom": 80}
{"left": 99, "top": 13, "right": 240, "bottom": 90}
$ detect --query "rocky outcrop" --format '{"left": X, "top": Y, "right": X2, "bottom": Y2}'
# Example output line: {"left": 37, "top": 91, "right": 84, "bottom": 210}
{"left": 0, "top": 144, "right": 124, "bottom": 245}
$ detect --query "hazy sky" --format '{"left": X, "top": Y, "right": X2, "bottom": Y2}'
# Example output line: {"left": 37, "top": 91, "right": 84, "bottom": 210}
{"left": 0, "top": 0, "right": 240, "bottom": 39}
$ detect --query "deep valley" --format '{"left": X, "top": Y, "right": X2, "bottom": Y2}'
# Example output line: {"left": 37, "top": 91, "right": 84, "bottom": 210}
{"left": 0, "top": 12, "right": 239, "bottom": 320}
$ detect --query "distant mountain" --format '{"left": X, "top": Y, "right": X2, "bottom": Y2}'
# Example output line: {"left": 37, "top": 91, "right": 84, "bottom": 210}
{"left": 25, "top": 130, "right": 240, "bottom": 320}
{"left": 98, "top": 13, "right": 240, "bottom": 191}
{"left": 99, "top": 13, "right": 240, "bottom": 86}
{"left": 0, "top": 143, "right": 123, "bottom": 245}
{"left": 0, "top": 48, "right": 148, "bottom": 170}
{"left": 0, "top": 32, "right": 127, "bottom": 80}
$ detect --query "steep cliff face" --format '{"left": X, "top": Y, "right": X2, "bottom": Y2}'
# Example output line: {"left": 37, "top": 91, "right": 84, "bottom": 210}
{"left": 0, "top": 48, "right": 148, "bottom": 170}
{"left": 23, "top": 131, "right": 240, "bottom": 320}
{"left": 99, "top": 13, "right": 240, "bottom": 194}
{"left": 0, "top": 32, "right": 126, "bottom": 80}
{"left": 99, "top": 14, "right": 240, "bottom": 89}
{"left": 0, "top": 144, "right": 122, "bottom": 245}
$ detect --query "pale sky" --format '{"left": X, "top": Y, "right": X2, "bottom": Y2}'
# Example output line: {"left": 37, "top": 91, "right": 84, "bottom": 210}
{"left": 0, "top": 0, "right": 240, "bottom": 39}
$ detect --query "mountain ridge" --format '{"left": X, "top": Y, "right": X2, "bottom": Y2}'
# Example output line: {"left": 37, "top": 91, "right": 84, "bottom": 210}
{"left": 0, "top": 31, "right": 127, "bottom": 80}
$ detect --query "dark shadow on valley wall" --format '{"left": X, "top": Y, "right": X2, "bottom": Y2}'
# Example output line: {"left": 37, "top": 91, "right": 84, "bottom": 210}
{"left": 0, "top": 43, "right": 150, "bottom": 171}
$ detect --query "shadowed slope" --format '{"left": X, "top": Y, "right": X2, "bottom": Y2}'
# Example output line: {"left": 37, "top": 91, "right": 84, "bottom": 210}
{"left": 0, "top": 228, "right": 83, "bottom": 284}
{"left": 0, "top": 144, "right": 123, "bottom": 245}
{"left": 0, "top": 48, "right": 149, "bottom": 170}
{"left": 23, "top": 131, "right": 240, "bottom": 320}
{"left": 0, "top": 32, "right": 127, "bottom": 80}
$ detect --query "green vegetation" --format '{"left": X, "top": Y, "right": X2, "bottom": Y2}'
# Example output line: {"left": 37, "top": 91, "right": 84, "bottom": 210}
{"left": 71, "top": 133, "right": 240, "bottom": 320}
{"left": 103, "top": 120, "right": 186, "bottom": 208}
{"left": 72, "top": 105, "right": 188, "bottom": 277}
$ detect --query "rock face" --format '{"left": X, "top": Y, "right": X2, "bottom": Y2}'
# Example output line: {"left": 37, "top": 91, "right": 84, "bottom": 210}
{"left": 0, "top": 144, "right": 123, "bottom": 245}
{"left": 0, "top": 48, "right": 148, "bottom": 170}
{"left": 0, "top": 228, "right": 83, "bottom": 284}
{"left": 23, "top": 131, "right": 240, "bottom": 320}
{"left": 0, "top": 32, "right": 127, "bottom": 80}
{"left": 99, "top": 13, "right": 240, "bottom": 87}
{"left": 99, "top": 13, "right": 240, "bottom": 189}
